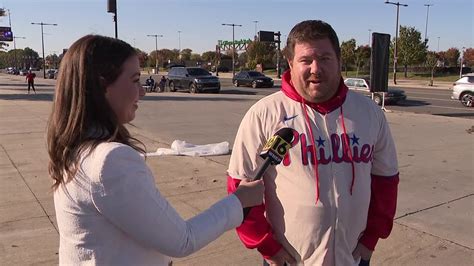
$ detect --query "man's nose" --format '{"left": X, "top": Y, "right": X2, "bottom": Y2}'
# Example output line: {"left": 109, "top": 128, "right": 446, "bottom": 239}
{"left": 310, "top": 60, "right": 321, "bottom": 74}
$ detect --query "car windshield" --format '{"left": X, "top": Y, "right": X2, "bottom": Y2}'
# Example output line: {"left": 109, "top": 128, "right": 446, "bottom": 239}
{"left": 187, "top": 68, "right": 210, "bottom": 76}
{"left": 248, "top": 71, "right": 264, "bottom": 77}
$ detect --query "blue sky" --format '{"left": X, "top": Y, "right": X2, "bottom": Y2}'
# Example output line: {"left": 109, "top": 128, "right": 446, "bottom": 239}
{"left": 0, "top": 0, "right": 472, "bottom": 56}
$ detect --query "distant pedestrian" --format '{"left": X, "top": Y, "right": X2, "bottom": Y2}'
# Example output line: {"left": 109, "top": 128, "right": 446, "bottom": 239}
{"left": 25, "top": 70, "right": 36, "bottom": 94}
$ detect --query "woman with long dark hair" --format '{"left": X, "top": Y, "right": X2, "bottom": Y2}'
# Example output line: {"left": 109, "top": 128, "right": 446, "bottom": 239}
{"left": 47, "top": 35, "right": 264, "bottom": 265}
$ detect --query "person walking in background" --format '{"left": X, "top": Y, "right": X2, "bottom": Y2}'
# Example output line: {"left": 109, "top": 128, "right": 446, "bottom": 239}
{"left": 26, "top": 70, "right": 36, "bottom": 94}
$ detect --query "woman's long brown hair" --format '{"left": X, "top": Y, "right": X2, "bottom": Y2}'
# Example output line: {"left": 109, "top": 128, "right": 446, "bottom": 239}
{"left": 47, "top": 35, "right": 145, "bottom": 190}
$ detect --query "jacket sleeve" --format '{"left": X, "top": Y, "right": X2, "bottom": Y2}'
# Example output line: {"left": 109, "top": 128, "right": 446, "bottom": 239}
{"left": 90, "top": 144, "right": 244, "bottom": 258}
{"left": 359, "top": 173, "right": 399, "bottom": 250}
{"left": 360, "top": 110, "right": 399, "bottom": 250}
{"left": 227, "top": 176, "right": 282, "bottom": 259}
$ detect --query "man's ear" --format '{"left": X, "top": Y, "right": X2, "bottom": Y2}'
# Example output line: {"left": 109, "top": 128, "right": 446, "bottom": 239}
{"left": 287, "top": 59, "right": 293, "bottom": 70}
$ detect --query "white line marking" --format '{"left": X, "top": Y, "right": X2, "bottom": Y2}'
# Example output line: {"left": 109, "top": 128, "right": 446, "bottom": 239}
{"left": 407, "top": 92, "right": 451, "bottom": 96}
{"left": 407, "top": 96, "right": 458, "bottom": 102}
{"left": 427, "top": 105, "right": 473, "bottom": 111}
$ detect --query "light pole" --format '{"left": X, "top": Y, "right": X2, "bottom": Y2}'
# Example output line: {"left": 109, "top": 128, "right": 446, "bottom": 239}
{"left": 31, "top": 22, "right": 58, "bottom": 78}
{"left": 147, "top": 34, "right": 163, "bottom": 74}
{"left": 368, "top": 29, "right": 372, "bottom": 46}
{"left": 424, "top": 4, "right": 433, "bottom": 43}
{"left": 252, "top": 20, "right": 259, "bottom": 40}
{"left": 107, "top": 0, "right": 118, "bottom": 38}
{"left": 13, "top": 36, "right": 26, "bottom": 69}
{"left": 222, "top": 23, "right": 242, "bottom": 77}
{"left": 385, "top": 1, "right": 408, "bottom": 85}
{"left": 7, "top": 9, "right": 11, "bottom": 27}
{"left": 178, "top": 31, "right": 182, "bottom": 61}
{"left": 460, "top": 47, "right": 465, "bottom": 78}
{"left": 437, "top": 37, "right": 440, "bottom": 52}
{"left": 178, "top": 31, "right": 182, "bottom": 51}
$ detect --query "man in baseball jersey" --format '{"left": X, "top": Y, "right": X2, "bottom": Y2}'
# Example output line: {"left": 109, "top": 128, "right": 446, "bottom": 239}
{"left": 227, "top": 20, "right": 399, "bottom": 265}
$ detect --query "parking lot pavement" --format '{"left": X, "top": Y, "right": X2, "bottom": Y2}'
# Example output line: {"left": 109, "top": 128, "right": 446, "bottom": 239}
{"left": 0, "top": 73, "right": 472, "bottom": 265}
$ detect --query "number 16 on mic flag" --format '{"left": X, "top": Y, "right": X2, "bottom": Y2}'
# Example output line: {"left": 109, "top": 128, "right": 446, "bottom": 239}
{"left": 243, "top": 127, "right": 294, "bottom": 218}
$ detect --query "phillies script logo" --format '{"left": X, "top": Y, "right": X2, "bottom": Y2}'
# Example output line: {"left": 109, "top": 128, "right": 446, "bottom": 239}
{"left": 282, "top": 129, "right": 374, "bottom": 166}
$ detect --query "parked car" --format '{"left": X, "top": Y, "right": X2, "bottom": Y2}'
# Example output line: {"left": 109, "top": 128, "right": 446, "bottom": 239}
{"left": 19, "top": 69, "right": 28, "bottom": 76}
{"left": 451, "top": 74, "right": 473, "bottom": 107}
{"left": 46, "top": 69, "right": 58, "bottom": 79}
{"left": 232, "top": 71, "right": 274, "bottom": 88}
{"left": 167, "top": 67, "right": 220, "bottom": 93}
{"left": 7, "top": 67, "right": 19, "bottom": 75}
{"left": 344, "top": 78, "right": 407, "bottom": 105}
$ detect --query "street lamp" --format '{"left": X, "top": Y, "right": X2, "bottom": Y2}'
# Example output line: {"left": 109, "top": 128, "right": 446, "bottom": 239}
{"left": 147, "top": 34, "right": 163, "bottom": 74}
{"left": 178, "top": 31, "right": 182, "bottom": 52}
{"left": 252, "top": 20, "right": 259, "bottom": 40}
{"left": 177, "top": 30, "right": 182, "bottom": 61}
{"left": 424, "top": 4, "right": 433, "bottom": 43}
{"left": 368, "top": 29, "right": 372, "bottom": 46}
{"left": 7, "top": 9, "right": 11, "bottom": 27}
{"left": 385, "top": 1, "right": 408, "bottom": 85}
{"left": 107, "top": 0, "right": 118, "bottom": 38}
{"left": 222, "top": 23, "right": 242, "bottom": 77}
{"left": 31, "top": 22, "right": 58, "bottom": 78}
{"left": 460, "top": 47, "right": 465, "bottom": 78}
{"left": 13, "top": 36, "right": 26, "bottom": 69}
{"left": 437, "top": 37, "right": 440, "bottom": 52}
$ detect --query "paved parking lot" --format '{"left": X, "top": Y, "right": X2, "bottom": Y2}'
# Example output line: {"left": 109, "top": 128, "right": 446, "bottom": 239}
{"left": 0, "top": 73, "right": 473, "bottom": 265}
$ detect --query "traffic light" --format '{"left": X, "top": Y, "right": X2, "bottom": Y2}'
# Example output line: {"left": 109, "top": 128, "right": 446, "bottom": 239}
{"left": 107, "top": 0, "right": 116, "bottom": 13}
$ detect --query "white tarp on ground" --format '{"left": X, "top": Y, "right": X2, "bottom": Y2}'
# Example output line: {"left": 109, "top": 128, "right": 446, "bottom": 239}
{"left": 147, "top": 140, "right": 230, "bottom": 157}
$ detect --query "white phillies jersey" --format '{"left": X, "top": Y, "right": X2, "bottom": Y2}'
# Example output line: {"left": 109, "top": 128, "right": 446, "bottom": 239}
{"left": 228, "top": 89, "right": 398, "bottom": 265}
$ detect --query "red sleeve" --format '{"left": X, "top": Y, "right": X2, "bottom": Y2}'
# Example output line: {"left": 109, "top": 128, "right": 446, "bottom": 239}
{"left": 227, "top": 176, "right": 282, "bottom": 259}
{"left": 359, "top": 173, "right": 399, "bottom": 250}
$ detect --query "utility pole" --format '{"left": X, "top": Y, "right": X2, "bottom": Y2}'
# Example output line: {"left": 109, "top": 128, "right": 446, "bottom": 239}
{"left": 147, "top": 34, "right": 163, "bottom": 74}
{"left": 424, "top": 4, "right": 433, "bottom": 43}
{"left": 385, "top": 1, "right": 408, "bottom": 85}
{"left": 252, "top": 20, "right": 258, "bottom": 40}
{"left": 107, "top": 0, "right": 118, "bottom": 38}
{"left": 460, "top": 47, "right": 465, "bottom": 78}
{"left": 7, "top": 9, "right": 11, "bottom": 27}
{"left": 13, "top": 36, "right": 26, "bottom": 69}
{"left": 222, "top": 23, "right": 242, "bottom": 78}
{"left": 31, "top": 22, "right": 58, "bottom": 78}
{"left": 178, "top": 30, "right": 182, "bottom": 51}
{"left": 178, "top": 30, "right": 182, "bottom": 62}
{"left": 275, "top": 31, "right": 281, "bottom": 79}
{"left": 437, "top": 37, "right": 440, "bottom": 52}
{"left": 368, "top": 29, "right": 372, "bottom": 46}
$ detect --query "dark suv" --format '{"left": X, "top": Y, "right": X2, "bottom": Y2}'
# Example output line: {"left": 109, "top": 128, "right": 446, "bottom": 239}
{"left": 167, "top": 67, "right": 220, "bottom": 93}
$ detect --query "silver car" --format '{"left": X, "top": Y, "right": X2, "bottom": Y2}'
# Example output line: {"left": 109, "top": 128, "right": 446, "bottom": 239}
{"left": 344, "top": 78, "right": 407, "bottom": 105}
{"left": 451, "top": 74, "right": 473, "bottom": 107}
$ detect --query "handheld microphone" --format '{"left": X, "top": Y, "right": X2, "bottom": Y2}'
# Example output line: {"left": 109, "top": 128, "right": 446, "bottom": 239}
{"left": 243, "top": 127, "right": 294, "bottom": 218}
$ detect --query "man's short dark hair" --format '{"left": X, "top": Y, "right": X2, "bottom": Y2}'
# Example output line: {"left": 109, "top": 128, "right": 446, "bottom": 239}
{"left": 284, "top": 20, "right": 340, "bottom": 60}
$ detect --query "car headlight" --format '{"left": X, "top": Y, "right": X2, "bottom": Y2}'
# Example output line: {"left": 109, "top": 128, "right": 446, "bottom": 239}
{"left": 256, "top": 80, "right": 264, "bottom": 82}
